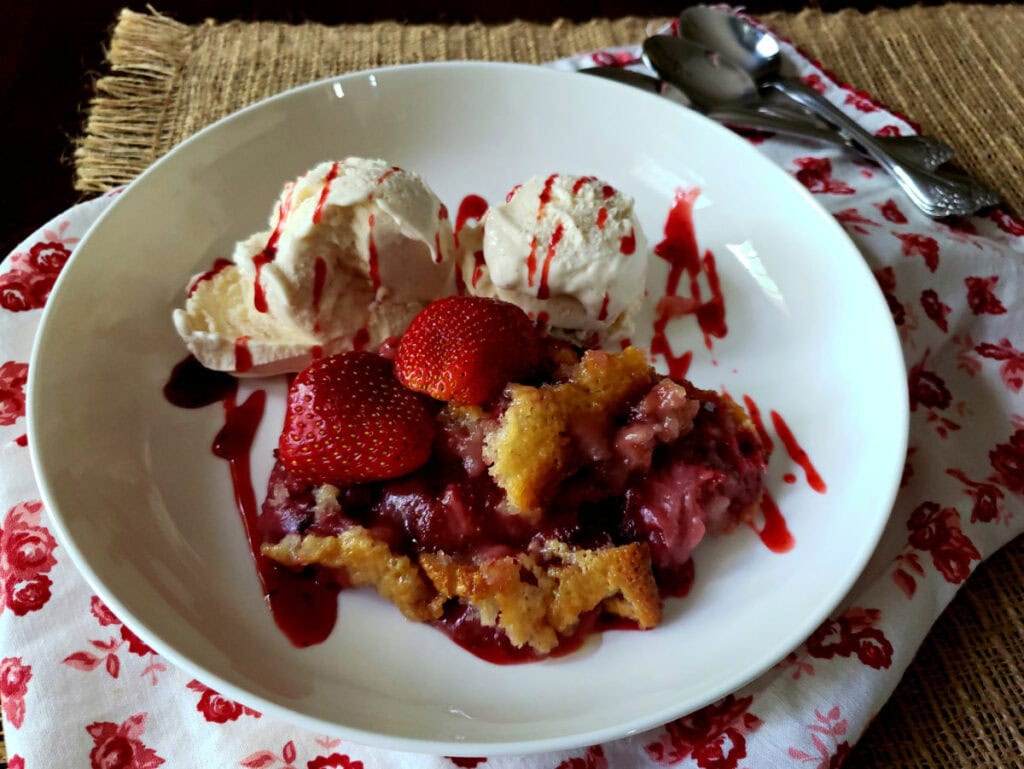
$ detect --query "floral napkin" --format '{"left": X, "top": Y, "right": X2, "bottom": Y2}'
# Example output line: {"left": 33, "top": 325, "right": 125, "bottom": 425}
{"left": 1, "top": 11, "right": 1022, "bottom": 769}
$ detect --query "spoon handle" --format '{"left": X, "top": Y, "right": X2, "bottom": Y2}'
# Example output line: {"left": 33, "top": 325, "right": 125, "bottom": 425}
{"left": 771, "top": 78, "right": 1000, "bottom": 217}
{"left": 707, "top": 108, "right": 854, "bottom": 145}
{"left": 708, "top": 108, "right": 953, "bottom": 170}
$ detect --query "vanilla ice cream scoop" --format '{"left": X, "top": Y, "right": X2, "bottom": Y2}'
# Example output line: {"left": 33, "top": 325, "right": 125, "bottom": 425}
{"left": 466, "top": 174, "right": 647, "bottom": 343}
{"left": 173, "top": 158, "right": 456, "bottom": 375}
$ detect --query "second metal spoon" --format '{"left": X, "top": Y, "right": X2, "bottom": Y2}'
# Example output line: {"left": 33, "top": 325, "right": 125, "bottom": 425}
{"left": 581, "top": 66, "right": 949, "bottom": 170}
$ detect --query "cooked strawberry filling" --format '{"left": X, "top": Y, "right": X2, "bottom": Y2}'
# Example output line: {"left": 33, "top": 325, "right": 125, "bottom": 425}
{"left": 263, "top": 378, "right": 761, "bottom": 557}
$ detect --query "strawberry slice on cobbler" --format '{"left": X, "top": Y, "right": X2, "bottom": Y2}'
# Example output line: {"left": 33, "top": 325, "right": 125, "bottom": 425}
{"left": 258, "top": 297, "right": 766, "bottom": 662}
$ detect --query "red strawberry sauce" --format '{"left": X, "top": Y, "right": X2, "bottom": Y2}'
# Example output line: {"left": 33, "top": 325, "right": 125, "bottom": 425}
{"left": 312, "top": 161, "right": 341, "bottom": 224}
{"left": 252, "top": 255, "right": 272, "bottom": 313}
{"left": 163, "top": 358, "right": 340, "bottom": 646}
{"left": 214, "top": 390, "right": 339, "bottom": 647}
{"left": 756, "top": 492, "right": 794, "bottom": 553}
{"left": 737, "top": 392, "right": 828, "bottom": 551}
{"left": 537, "top": 224, "right": 564, "bottom": 300}
{"left": 251, "top": 185, "right": 294, "bottom": 312}
{"left": 187, "top": 258, "right": 232, "bottom": 298}
{"left": 454, "top": 194, "right": 488, "bottom": 250}
{"left": 620, "top": 227, "right": 636, "bottom": 255}
{"left": 571, "top": 176, "right": 596, "bottom": 195}
{"left": 163, "top": 355, "right": 237, "bottom": 409}
{"left": 233, "top": 337, "right": 254, "bottom": 373}
{"left": 538, "top": 173, "right": 558, "bottom": 211}
{"left": 770, "top": 410, "right": 827, "bottom": 493}
{"left": 650, "top": 187, "right": 729, "bottom": 379}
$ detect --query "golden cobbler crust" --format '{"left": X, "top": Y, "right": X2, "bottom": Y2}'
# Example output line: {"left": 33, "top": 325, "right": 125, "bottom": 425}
{"left": 261, "top": 528, "right": 661, "bottom": 653}
{"left": 420, "top": 540, "right": 660, "bottom": 653}
{"left": 261, "top": 529, "right": 444, "bottom": 622}
{"left": 483, "top": 346, "right": 656, "bottom": 516}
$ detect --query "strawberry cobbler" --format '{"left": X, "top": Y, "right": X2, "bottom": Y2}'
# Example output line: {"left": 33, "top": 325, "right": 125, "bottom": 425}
{"left": 258, "top": 296, "right": 766, "bottom": 661}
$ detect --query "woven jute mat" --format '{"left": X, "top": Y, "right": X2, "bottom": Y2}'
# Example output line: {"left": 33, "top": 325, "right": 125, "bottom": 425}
{"left": 74, "top": 5, "right": 1024, "bottom": 213}
{"left": 40, "top": 5, "right": 1021, "bottom": 769}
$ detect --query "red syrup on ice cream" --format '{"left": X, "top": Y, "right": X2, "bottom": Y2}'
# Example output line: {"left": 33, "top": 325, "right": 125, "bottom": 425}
{"left": 620, "top": 227, "right": 636, "bottom": 255}
{"left": 252, "top": 254, "right": 272, "bottom": 313}
{"left": 251, "top": 184, "right": 295, "bottom": 312}
{"left": 234, "top": 336, "right": 253, "bottom": 373}
{"left": 312, "top": 161, "right": 341, "bottom": 224}
{"left": 538, "top": 174, "right": 558, "bottom": 209}
{"left": 435, "top": 203, "right": 450, "bottom": 265}
{"left": 375, "top": 165, "right": 400, "bottom": 185}
{"left": 454, "top": 194, "right": 488, "bottom": 250}
{"left": 571, "top": 176, "right": 596, "bottom": 194}
{"left": 537, "top": 223, "right": 564, "bottom": 300}
{"left": 187, "top": 258, "right": 232, "bottom": 298}
{"left": 454, "top": 195, "right": 489, "bottom": 294}
{"left": 526, "top": 236, "right": 540, "bottom": 287}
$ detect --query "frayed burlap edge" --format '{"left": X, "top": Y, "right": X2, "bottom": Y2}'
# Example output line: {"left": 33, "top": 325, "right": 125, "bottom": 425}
{"left": 74, "top": 10, "right": 201, "bottom": 193}
{"left": 72, "top": 10, "right": 654, "bottom": 193}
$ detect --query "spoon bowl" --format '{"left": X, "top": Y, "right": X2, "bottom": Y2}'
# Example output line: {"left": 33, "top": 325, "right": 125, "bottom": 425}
{"left": 642, "top": 35, "right": 954, "bottom": 171}
{"left": 642, "top": 35, "right": 758, "bottom": 110}
{"left": 664, "top": 11, "right": 1001, "bottom": 217}
{"left": 678, "top": 6, "right": 788, "bottom": 83}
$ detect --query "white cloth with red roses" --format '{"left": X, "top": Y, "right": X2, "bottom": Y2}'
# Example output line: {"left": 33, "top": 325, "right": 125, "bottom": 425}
{"left": 2, "top": 12, "right": 1022, "bottom": 769}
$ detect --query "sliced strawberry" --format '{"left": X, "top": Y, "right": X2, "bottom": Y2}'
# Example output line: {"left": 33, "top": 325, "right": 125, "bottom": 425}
{"left": 278, "top": 351, "right": 435, "bottom": 485}
{"left": 395, "top": 296, "right": 542, "bottom": 406}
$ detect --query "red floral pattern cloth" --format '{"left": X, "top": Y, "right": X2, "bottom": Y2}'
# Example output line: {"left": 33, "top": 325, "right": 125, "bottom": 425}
{"left": 1, "top": 12, "right": 1022, "bottom": 767}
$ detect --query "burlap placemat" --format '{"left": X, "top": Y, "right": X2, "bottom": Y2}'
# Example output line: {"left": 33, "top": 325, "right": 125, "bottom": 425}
{"left": 39, "top": 6, "right": 1021, "bottom": 769}
{"left": 74, "top": 5, "right": 1024, "bottom": 213}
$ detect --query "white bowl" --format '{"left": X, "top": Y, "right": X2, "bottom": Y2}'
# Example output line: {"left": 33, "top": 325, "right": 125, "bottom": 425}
{"left": 28, "top": 62, "right": 907, "bottom": 755}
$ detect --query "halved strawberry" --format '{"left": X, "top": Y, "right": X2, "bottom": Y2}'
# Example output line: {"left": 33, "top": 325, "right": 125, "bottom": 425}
{"left": 278, "top": 351, "right": 435, "bottom": 484}
{"left": 394, "top": 296, "right": 542, "bottom": 406}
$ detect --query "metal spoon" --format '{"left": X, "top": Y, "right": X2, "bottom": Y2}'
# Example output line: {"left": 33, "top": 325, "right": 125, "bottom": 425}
{"left": 652, "top": 21, "right": 999, "bottom": 217}
{"left": 580, "top": 66, "right": 933, "bottom": 156}
{"left": 677, "top": 6, "right": 955, "bottom": 172}
{"left": 592, "top": 63, "right": 949, "bottom": 170}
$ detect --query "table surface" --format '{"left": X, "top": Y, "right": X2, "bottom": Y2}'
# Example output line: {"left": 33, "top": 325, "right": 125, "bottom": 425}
{"left": 2, "top": 3, "right": 1022, "bottom": 769}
